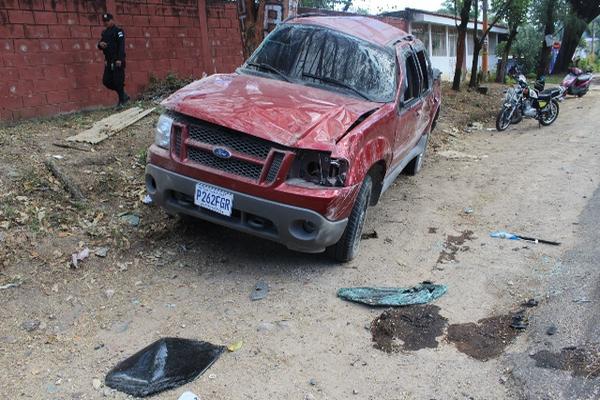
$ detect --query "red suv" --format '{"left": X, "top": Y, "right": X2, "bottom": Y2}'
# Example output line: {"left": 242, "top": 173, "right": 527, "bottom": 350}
{"left": 146, "top": 16, "right": 441, "bottom": 261}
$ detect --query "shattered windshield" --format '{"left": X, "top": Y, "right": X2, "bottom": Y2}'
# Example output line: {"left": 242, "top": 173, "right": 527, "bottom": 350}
{"left": 243, "top": 24, "right": 397, "bottom": 103}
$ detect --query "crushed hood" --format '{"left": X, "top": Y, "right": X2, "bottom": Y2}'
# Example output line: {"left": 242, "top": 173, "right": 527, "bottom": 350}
{"left": 161, "top": 73, "right": 381, "bottom": 148}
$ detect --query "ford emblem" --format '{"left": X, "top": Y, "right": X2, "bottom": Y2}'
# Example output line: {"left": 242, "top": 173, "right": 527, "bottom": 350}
{"left": 213, "top": 147, "right": 232, "bottom": 159}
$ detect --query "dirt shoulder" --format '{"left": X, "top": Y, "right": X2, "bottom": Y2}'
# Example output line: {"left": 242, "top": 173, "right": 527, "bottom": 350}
{"left": 1, "top": 85, "right": 599, "bottom": 399}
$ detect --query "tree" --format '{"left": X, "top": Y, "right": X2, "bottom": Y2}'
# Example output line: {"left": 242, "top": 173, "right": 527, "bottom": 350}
{"left": 495, "top": 0, "right": 531, "bottom": 82}
{"left": 468, "top": 0, "right": 513, "bottom": 88}
{"left": 553, "top": 1, "right": 600, "bottom": 73}
{"left": 534, "top": 0, "right": 561, "bottom": 77}
{"left": 452, "top": 0, "right": 474, "bottom": 90}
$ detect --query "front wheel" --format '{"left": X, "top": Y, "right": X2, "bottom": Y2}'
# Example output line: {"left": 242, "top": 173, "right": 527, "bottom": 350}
{"left": 540, "top": 99, "right": 559, "bottom": 126}
{"left": 327, "top": 175, "right": 372, "bottom": 262}
{"left": 496, "top": 107, "right": 512, "bottom": 131}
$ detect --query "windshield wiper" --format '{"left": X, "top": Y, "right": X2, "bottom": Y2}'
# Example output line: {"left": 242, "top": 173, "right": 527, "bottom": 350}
{"left": 302, "top": 72, "right": 372, "bottom": 101}
{"left": 246, "top": 62, "right": 291, "bottom": 82}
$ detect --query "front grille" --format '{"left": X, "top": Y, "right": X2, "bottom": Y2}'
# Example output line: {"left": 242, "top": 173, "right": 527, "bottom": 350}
{"left": 266, "top": 152, "right": 284, "bottom": 182}
{"left": 188, "top": 147, "right": 263, "bottom": 180}
{"left": 169, "top": 112, "right": 291, "bottom": 183}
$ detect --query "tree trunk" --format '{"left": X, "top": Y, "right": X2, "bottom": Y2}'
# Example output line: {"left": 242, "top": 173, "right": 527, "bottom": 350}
{"left": 536, "top": 0, "right": 555, "bottom": 78}
{"left": 452, "top": 0, "right": 474, "bottom": 91}
{"left": 469, "top": 40, "right": 483, "bottom": 88}
{"left": 495, "top": 29, "right": 517, "bottom": 83}
{"left": 553, "top": 16, "right": 587, "bottom": 74}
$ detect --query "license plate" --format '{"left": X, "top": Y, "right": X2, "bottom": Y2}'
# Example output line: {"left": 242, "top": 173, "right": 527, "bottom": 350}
{"left": 194, "top": 183, "right": 234, "bottom": 217}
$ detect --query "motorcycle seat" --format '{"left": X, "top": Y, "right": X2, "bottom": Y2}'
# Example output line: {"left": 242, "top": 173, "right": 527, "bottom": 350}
{"left": 576, "top": 73, "right": 592, "bottom": 82}
{"left": 539, "top": 87, "right": 561, "bottom": 97}
{"left": 537, "top": 93, "right": 553, "bottom": 101}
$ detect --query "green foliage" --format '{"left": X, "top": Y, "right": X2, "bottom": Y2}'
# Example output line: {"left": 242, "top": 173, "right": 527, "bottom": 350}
{"left": 299, "top": 0, "right": 352, "bottom": 9}
{"left": 142, "top": 73, "right": 195, "bottom": 101}
{"left": 512, "top": 23, "right": 542, "bottom": 74}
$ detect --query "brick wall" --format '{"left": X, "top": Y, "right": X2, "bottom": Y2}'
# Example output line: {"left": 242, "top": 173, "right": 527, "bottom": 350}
{"left": 0, "top": 0, "right": 244, "bottom": 122}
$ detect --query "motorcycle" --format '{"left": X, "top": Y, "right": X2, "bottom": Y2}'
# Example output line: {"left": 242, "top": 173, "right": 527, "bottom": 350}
{"left": 561, "top": 67, "right": 593, "bottom": 97}
{"left": 496, "top": 74, "right": 563, "bottom": 131}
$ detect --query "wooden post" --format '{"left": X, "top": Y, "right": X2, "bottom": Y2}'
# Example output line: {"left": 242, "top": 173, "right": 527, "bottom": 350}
{"left": 482, "top": 0, "right": 488, "bottom": 77}
{"left": 197, "top": 0, "right": 212, "bottom": 75}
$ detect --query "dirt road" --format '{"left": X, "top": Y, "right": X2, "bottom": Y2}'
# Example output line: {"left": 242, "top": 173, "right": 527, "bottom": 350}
{"left": 1, "top": 86, "right": 599, "bottom": 400}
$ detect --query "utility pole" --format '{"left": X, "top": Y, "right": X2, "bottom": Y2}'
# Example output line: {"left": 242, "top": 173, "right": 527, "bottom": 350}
{"left": 482, "top": 0, "right": 489, "bottom": 78}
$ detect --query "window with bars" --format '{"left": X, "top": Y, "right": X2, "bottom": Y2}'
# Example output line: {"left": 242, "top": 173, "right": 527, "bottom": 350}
{"left": 431, "top": 26, "right": 447, "bottom": 57}
{"left": 448, "top": 28, "right": 457, "bottom": 57}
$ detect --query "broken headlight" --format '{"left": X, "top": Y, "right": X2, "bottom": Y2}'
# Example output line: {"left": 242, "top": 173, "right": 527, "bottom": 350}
{"left": 155, "top": 114, "right": 173, "bottom": 149}
{"left": 287, "top": 151, "right": 349, "bottom": 187}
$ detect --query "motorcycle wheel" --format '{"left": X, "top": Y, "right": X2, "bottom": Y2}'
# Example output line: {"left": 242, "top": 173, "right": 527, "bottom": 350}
{"left": 540, "top": 99, "right": 560, "bottom": 126}
{"left": 495, "top": 107, "right": 512, "bottom": 131}
{"left": 511, "top": 109, "right": 523, "bottom": 124}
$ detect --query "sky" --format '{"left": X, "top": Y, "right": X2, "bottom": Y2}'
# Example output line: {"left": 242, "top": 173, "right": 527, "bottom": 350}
{"left": 348, "top": 0, "right": 443, "bottom": 14}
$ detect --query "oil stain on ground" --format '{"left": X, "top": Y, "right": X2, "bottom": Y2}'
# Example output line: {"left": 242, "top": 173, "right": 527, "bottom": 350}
{"left": 531, "top": 344, "right": 600, "bottom": 378}
{"left": 446, "top": 314, "right": 522, "bottom": 361}
{"left": 436, "top": 230, "right": 475, "bottom": 264}
{"left": 371, "top": 305, "right": 447, "bottom": 353}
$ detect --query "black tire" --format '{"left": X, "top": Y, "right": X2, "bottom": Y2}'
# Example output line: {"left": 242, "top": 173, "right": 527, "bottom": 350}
{"left": 511, "top": 109, "right": 523, "bottom": 124}
{"left": 327, "top": 175, "right": 373, "bottom": 262}
{"left": 495, "top": 107, "right": 512, "bottom": 131}
{"left": 404, "top": 134, "right": 429, "bottom": 176}
{"left": 540, "top": 99, "right": 559, "bottom": 126}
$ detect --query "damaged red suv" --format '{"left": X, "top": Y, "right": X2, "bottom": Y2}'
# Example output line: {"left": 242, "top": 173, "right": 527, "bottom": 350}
{"left": 146, "top": 15, "right": 441, "bottom": 261}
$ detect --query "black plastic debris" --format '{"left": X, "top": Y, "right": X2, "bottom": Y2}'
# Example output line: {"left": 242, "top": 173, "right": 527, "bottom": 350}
{"left": 251, "top": 280, "right": 269, "bottom": 301}
{"left": 360, "top": 230, "right": 378, "bottom": 240}
{"left": 105, "top": 338, "right": 225, "bottom": 397}
{"left": 510, "top": 311, "right": 529, "bottom": 330}
{"left": 546, "top": 325, "right": 557, "bottom": 335}
{"left": 521, "top": 298, "right": 539, "bottom": 308}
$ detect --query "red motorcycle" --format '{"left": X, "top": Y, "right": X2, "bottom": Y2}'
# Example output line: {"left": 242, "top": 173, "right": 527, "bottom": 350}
{"left": 561, "top": 67, "right": 593, "bottom": 97}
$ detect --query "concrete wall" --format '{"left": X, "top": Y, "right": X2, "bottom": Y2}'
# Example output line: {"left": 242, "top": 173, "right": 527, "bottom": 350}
{"left": 0, "top": 0, "right": 244, "bottom": 122}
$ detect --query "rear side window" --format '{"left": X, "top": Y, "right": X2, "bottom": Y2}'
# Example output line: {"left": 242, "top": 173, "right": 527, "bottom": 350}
{"left": 415, "top": 50, "right": 431, "bottom": 92}
{"left": 403, "top": 53, "right": 421, "bottom": 103}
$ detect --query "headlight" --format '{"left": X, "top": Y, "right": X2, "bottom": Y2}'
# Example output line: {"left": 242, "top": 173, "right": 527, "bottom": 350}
{"left": 155, "top": 114, "right": 173, "bottom": 149}
{"left": 287, "top": 150, "right": 349, "bottom": 187}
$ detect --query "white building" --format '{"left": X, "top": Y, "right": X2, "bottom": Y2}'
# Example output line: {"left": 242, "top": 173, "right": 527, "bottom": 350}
{"left": 384, "top": 8, "right": 509, "bottom": 80}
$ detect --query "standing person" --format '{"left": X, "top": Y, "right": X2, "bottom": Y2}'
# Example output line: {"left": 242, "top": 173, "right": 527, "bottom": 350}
{"left": 97, "top": 13, "right": 129, "bottom": 107}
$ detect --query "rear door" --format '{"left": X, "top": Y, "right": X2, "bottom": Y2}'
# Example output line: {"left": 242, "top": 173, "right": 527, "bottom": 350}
{"left": 413, "top": 45, "right": 434, "bottom": 136}
{"left": 392, "top": 45, "right": 423, "bottom": 167}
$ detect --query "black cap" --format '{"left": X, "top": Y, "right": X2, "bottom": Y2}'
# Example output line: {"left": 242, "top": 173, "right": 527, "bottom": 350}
{"left": 102, "top": 13, "right": 113, "bottom": 22}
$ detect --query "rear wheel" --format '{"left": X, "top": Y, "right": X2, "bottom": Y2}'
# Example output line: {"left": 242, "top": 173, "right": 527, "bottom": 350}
{"left": 327, "top": 175, "right": 373, "bottom": 262}
{"left": 540, "top": 99, "right": 559, "bottom": 126}
{"left": 495, "top": 107, "right": 512, "bottom": 131}
{"left": 404, "top": 134, "right": 429, "bottom": 176}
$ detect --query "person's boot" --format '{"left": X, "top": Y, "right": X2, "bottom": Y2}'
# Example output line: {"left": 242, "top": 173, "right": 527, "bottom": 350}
{"left": 117, "top": 92, "right": 130, "bottom": 108}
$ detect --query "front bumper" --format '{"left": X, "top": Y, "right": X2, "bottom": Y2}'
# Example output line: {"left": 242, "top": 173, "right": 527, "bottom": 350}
{"left": 145, "top": 164, "right": 348, "bottom": 253}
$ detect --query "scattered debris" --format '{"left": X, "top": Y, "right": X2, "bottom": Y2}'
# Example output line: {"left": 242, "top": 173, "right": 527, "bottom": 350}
{"left": 71, "top": 247, "right": 90, "bottom": 269}
{"left": 371, "top": 305, "right": 447, "bottom": 352}
{"left": 428, "top": 227, "right": 438, "bottom": 234}
{"left": 309, "top": 378, "right": 317, "bottom": 386}
{"left": 21, "top": 319, "right": 41, "bottom": 332}
{"left": 44, "top": 158, "right": 86, "bottom": 202}
{"left": 437, "top": 230, "right": 475, "bottom": 264}
{"left": 521, "top": 298, "right": 539, "bottom": 308}
{"left": 95, "top": 247, "right": 109, "bottom": 257}
{"left": 227, "top": 340, "right": 243, "bottom": 352}
{"left": 530, "top": 344, "right": 600, "bottom": 377}
{"left": 52, "top": 141, "right": 91, "bottom": 152}
{"left": 360, "top": 230, "right": 378, "bottom": 240}
{"left": 510, "top": 311, "right": 529, "bottom": 330}
{"left": 119, "top": 212, "right": 140, "bottom": 227}
{"left": 438, "top": 150, "right": 482, "bottom": 161}
{"left": 337, "top": 282, "right": 447, "bottom": 307}
{"left": 105, "top": 337, "right": 225, "bottom": 397}
{"left": 52, "top": 154, "right": 64, "bottom": 160}
{"left": 250, "top": 280, "right": 269, "bottom": 301}
{"left": 573, "top": 298, "right": 592, "bottom": 304}
{"left": 546, "top": 325, "right": 557, "bottom": 336}
{"left": 92, "top": 378, "right": 102, "bottom": 390}
{"left": 447, "top": 313, "right": 523, "bottom": 361}
{"left": 256, "top": 322, "right": 275, "bottom": 332}
{"left": 0, "top": 276, "right": 23, "bottom": 290}
{"left": 463, "top": 207, "right": 474, "bottom": 214}
{"left": 178, "top": 392, "right": 201, "bottom": 400}
{"left": 67, "top": 107, "right": 156, "bottom": 144}
{"left": 489, "top": 231, "right": 560, "bottom": 246}
{"left": 105, "top": 289, "right": 115, "bottom": 299}
{"left": 142, "top": 194, "right": 153, "bottom": 205}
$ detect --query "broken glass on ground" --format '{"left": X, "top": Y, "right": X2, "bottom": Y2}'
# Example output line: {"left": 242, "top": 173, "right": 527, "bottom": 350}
{"left": 105, "top": 337, "right": 225, "bottom": 397}
{"left": 337, "top": 282, "right": 447, "bottom": 307}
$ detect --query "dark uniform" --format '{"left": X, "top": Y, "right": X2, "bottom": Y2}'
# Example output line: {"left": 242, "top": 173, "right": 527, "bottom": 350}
{"left": 98, "top": 14, "right": 129, "bottom": 106}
